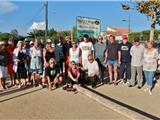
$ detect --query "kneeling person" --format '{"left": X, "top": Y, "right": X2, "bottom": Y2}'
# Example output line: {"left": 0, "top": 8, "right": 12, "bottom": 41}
{"left": 67, "top": 61, "right": 80, "bottom": 90}
{"left": 44, "top": 58, "right": 62, "bottom": 91}
{"left": 83, "top": 54, "right": 99, "bottom": 88}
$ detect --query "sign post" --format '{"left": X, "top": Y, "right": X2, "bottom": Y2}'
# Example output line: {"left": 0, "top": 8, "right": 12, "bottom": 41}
{"left": 76, "top": 16, "right": 100, "bottom": 39}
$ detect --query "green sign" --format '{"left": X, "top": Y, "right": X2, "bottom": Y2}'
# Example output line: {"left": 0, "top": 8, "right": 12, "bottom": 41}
{"left": 76, "top": 16, "right": 100, "bottom": 39}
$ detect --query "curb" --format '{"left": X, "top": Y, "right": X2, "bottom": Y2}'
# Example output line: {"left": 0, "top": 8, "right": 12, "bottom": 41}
{"left": 74, "top": 85, "right": 149, "bottom": 120}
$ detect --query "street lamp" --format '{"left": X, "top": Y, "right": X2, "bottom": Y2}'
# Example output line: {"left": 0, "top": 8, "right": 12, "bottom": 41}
{"left": 122, "top": 15, "right": 131, "bottom": 34}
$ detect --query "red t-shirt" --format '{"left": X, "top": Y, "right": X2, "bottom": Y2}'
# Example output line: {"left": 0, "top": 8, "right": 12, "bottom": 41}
{"left": 68, "top": 67, "right": 80, "bottom": 78}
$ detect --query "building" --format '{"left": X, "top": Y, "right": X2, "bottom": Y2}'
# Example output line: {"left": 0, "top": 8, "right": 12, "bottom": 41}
{"left": 106, "top": 27, "right": 129, "bottom": 42}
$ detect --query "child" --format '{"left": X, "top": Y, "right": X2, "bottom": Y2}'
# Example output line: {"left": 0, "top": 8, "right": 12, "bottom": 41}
{"left": 43, "top": 58, "right": 62, "bottom": 91}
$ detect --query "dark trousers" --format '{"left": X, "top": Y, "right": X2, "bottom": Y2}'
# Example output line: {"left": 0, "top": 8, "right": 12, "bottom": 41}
{"left": 119, "top": 62, "right": 131, "bottom": 80}
{"left": 95, "top": 58, "right": 105, "bottom": 82}
{"left": 68, "top": 77, "right": 78, "bottom": 86}
{"left": 59, "top": 58, "right": 65, "bottom": 75}
{"left": 87, "top": 75, "right": 98, "bottom": 88}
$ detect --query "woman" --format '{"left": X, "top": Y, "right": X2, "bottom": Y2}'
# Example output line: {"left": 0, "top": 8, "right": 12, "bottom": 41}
{"left": 66, "top": 61, "right": 80, "bottom": 92}
{"left": 30, "top": 39, "right": 42, "bottom": 87}
{"left": 143, "top": 41, "right": 158, "bottom": 95}
{"left": 7, "top": 40, "right": 15, "bottom": 86}
{"left": 42, "top": 39, "right": 55, "bottom": 85}
{"left": 43, "top": 58, "right": 62, "bottom": 91}
{"left": 13, "top": 41, "right": 27, "bottom": 88}
{"left": 43, "top": 39, "right": 55, "bottom": 68}
{"left": 69, "top": 41, "right": 81, "bottom": 65}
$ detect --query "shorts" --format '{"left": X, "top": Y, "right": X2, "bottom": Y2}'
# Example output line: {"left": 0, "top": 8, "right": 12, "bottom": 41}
{"left": 0, "top": 66, "right": 8, "bottom": 78}
{"left": 30, "top": 69, "right": 41, "bottom": 74}
{"left": 107, "top": 60, "right": 118, "bottom": 66}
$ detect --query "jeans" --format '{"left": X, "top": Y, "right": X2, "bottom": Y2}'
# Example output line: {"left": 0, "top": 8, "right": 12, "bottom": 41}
{"left": 144, "top": 71, "right": 155, "bottom": 88}
{"left": 95, "top": 58, "right": 105, "bottom": 82}
{"left": 119, "top": 62, "right": 131, "bottom": 80}
{"left": 107, "top": 60, "right": 118, "bottom": 66}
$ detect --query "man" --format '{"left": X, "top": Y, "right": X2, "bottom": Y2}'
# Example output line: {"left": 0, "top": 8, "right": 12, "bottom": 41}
{"left": 64, "top": 36, "right": 72, "bottom": 78}
{"left": 129, "top": 37, "right": 144, "bottom": 89}
{"left": 104, "top": 35, "right": 121, "bottom": 85}
{"left": 118, "top": 35, "right": 132, "bottom": 83}
{"left": 79, "top": 34, "right": 94, "bottom": 67}
{"left": 94, "top": 35, "right": 106, "bottom": 84}
{"left": 83, "top": 54, "right": 99, "bottom": 88}
{"left": 0, "top": 41, "right": 9, "bottom": 90}
{"left": 23, "top": 38, "right": 31, "bottom": 83}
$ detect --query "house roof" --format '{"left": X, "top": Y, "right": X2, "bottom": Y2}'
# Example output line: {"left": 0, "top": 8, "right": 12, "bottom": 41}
{"left": 106, "top": 27, "right": 129, "bottom": 36}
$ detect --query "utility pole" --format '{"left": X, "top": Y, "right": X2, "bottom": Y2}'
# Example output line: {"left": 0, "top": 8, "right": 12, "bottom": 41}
{"left": 122, "top": 15, "right": 131, "bottom": 34}
{"left": 45, "top": 1, "right": 48, "bottom": 42}
{"left": 128, "top": 15, "right": 130, "bottom": 34}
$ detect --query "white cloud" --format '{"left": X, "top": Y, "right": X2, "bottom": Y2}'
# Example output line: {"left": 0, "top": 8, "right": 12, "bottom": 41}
{"left": 28, "top": 21, "right": 46, "bottom": 32}
{"left": 0, "top": 1, "right": 18, "bottom": 15}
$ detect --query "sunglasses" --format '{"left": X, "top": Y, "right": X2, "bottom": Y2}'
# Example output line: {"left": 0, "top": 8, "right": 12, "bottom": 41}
{"left": 88, "top": 59, "right": 93, "bottom": 61}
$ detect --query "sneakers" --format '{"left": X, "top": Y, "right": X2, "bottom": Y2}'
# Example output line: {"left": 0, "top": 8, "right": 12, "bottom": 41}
{"left": 144, "top": 87, "right": 152, "bottom": 95}
{"left": 137, "top": 86, "right": 142, "bottom": 89}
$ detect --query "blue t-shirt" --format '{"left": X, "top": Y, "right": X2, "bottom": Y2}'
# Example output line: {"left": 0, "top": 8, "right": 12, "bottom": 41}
{"left": 119, "top": 42, "right": 132, "bottom": 63}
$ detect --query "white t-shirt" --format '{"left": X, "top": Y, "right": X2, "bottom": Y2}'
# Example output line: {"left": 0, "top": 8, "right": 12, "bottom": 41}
{"left": 69, "top": 47, "right": 80, "bottom": 63}
{"left": 30, "top": 46, "right": 41, "bottom": 58}
{"left": 79, "top": 41, "right": 94, "bottom": 66}
{"left": 84, "top": 60, "right": 99, "bottom": 76}
{"left": 130, "top": 44, "right": 144, "bottom": 66}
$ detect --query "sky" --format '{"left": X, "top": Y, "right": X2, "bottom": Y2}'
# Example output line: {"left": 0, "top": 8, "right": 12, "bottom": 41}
{"left": 0, "top": 0, "right": 159, "bottom": 36}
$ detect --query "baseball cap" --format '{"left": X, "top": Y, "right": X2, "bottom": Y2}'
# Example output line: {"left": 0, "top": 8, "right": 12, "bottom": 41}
{"left": 46, "top": 39, "right": 52, "bottom": 43}
{"left": 122, "top": 35, "right": 128, "bottom": 39}
{"left": 30, "top": 41, "right": 34, "bottom": 45}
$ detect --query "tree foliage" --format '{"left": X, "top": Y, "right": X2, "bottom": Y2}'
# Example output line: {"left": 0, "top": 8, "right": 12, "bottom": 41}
{"left": 128, "top": 29, "right": 160, "bottom": 42}
{"left": 122, "top": 1, "right": 160, "bottom": 41}
{"left": 10, "top": 29, "right": 18, "bottom": 40}
{"left": 0, "top": 33, "right": 10, "bottom": 41}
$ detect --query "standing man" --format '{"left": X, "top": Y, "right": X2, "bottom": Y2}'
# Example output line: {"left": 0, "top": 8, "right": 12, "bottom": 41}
{"left": 94, "top": 35, "right": 106, "bottom": 84}
{"left": 23, "top": 38, "right": 31, "bottom": 83}
{"left": 129, "top": 37, "right": 144, "bottom": 88}
{"left": 104, "top": 35, "right": 121, "bottom": 85}
{"left": 79, "top": 34, "right": 94, "bottom": 67}
{"left": 64, "top": 36, "right": 72, "bottom": 78}
{"left": 118, "top": 35, "right": 132, "bottom": 83}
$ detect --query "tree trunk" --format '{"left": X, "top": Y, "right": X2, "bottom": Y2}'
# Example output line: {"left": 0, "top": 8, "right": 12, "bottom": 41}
{"left": 150, "top": 10, "right": 157, "bottom": 42}
{"left": 150, "top": 25, "right": 155, "bottom": 41}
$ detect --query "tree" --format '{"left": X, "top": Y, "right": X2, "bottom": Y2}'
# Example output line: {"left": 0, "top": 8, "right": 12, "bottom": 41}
{"left": 48, "top": 28, "right": 57, "bottom": 37}
{"left": 72, "top": 26, "right": 77, "bottom": 41}
{"left": 128, "top": 29, "right": 160, "bottom": 43}
{"left": 10, "top": 29, "right": 18, "bottom": 41}
{"left": 0, "top": 33, "right": 10, "bottom": 41}
{"left": 122, "top": 0, "right": 160, "bottom": 41}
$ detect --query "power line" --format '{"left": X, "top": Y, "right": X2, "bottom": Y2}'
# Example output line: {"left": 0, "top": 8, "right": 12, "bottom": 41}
{"left": 23, "top": 4, "right": 44, "bottom": 27}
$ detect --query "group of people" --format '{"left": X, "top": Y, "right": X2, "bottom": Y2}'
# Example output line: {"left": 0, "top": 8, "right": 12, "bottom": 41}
{"left": 0, "top": 34, "right": 159, "bottom": 95}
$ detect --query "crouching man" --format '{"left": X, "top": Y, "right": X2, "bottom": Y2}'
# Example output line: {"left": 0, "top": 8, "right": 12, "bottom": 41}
{"left": 43, "top": 58, "right": 62, "bottom": 91}
{"left": 82, "top": 54, "right": 99, "bottom": 88}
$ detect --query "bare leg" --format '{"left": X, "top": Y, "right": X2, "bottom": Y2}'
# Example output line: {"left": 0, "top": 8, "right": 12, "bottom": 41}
{"left": 108, "top": 65, "right": 113, "bottom": 83}
{"left": 114, "top": 65, "right": 118, "bottom": 82}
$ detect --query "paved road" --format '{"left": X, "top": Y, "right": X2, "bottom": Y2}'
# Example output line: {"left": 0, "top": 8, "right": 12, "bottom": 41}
{"left": 91, "top": 81, "right": 160, "bottom": 119}
{"left": 0, "top": 86, "right": 128, "bottom": 119}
